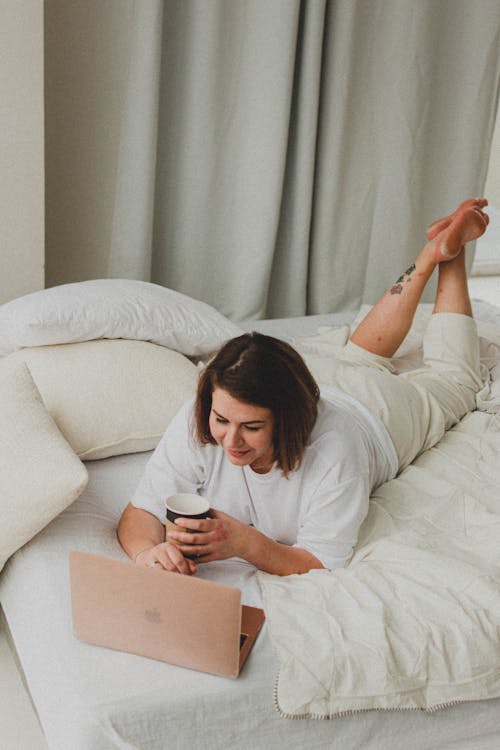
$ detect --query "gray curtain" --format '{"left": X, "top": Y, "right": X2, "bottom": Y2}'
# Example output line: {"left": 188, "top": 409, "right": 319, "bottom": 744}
{"left": 109, "top": 0, "right": 500, "bottom": 322}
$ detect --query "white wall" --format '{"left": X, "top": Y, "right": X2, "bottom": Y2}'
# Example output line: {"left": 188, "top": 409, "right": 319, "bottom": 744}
{"left": 0, "top": 0, "right": 44, "bottom": 304}
{"left": 484, "top": 106, "right": 500, "bottom": 208}
{"left": 44, "top": 0, "right": 134, "bottom": 287}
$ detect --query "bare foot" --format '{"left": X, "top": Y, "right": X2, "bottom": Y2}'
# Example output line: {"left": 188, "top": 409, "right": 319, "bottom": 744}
{"left": 431, "top": 206, "right": 489, "bottom": 262}
{"left": 426, "top": 198, "right": 488, "bottom": 240}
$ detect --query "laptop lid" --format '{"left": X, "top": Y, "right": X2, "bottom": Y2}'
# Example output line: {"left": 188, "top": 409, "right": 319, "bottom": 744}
{"left": 69, "top": 550, "right": 264, "bottom": 678}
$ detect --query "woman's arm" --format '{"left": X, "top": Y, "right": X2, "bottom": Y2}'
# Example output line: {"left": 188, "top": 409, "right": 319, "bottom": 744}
{"left": 168, "top": 509, "right": 324, "bottom": 576}
{"left": 117, "top": 503, "right": 197, "bottom": 575}
{"left": 237, "top": 522, "right": 325, "bottom": 575}
{"left": 169, "top": 468, "right": 372, "bottom": 574}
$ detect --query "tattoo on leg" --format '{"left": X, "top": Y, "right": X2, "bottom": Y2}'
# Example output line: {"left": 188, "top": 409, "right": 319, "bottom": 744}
{"left": 405, "top": 263, "right": 416, "bottom": 276}
{"left": 396, "top": 264, "right": 416, "bottom": 282}
{"left": 390, "top": 283, "right": 403, "bottom": 295}
{"left": 394, "top": 263, "right": 417, "bottom": 288}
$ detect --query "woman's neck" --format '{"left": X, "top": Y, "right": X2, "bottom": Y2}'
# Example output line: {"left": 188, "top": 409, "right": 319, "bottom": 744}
{"left": 249, "top": 459, "right": 275, "bottom": 474}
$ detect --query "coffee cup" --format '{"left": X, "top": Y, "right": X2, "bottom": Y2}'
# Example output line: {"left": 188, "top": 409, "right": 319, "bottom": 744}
{"left": 165, "top": 493, "right": 210, "bottom": 557}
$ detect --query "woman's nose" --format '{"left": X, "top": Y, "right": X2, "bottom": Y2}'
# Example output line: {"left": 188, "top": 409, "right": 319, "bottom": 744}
{"left": 226, "top": 425, "right": 244, "bottom": 447}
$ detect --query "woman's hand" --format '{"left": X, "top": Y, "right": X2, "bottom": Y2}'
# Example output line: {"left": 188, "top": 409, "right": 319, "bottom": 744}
{"left": 119, "top": 503, "right": 323, "bottom": 576}
{"left": 135, "top": 542, "right": 197, "bottom": 575}
{"left": 167, "top": 509, "right": 249, "bottom": 563}
{"left": 118, "top": 504, "right": 196, "bottom": 574}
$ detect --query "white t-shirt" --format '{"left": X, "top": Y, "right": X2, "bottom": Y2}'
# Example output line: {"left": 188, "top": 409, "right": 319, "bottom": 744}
{"left": 131, "top": 389, "right": 398, "bottom": 570}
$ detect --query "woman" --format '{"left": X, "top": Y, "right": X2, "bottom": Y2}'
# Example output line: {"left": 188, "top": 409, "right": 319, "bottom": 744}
{"left": 118, "top": 198, "right": 489, "bottom": 576}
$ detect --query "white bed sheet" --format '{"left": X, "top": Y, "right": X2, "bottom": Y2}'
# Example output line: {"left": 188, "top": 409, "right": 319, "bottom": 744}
{"left": 1, "top": 303, "right": 500, "bottom": 750}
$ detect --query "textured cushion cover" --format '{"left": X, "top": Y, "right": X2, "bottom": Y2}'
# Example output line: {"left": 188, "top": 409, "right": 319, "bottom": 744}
{"left": 8, "top": 339, "right": 198, "bottom": 460}
{"left": 0, "top": 278, "right": 241, "bottom": 357}
{"left": 0, "top": 359, "right": 88, "bottom": 571}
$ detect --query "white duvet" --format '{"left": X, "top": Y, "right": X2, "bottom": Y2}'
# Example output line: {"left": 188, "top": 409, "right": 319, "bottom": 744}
{"left": 258, "top": 308, "right": 500, "bottom": 718}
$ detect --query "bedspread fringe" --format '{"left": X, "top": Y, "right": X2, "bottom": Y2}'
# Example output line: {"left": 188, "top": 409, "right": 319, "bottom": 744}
{"left": 274, "top": 673, "right": 469, "bottom": 720}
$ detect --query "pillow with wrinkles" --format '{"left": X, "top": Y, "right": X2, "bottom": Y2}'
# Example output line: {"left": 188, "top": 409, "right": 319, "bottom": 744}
{"left": 8, "top": 338, "right": 198, "bottom": 460}
{"left": 0, "top": 278, "right": 242, "bottom": 357}
{"left": 0, "top": 359, "right": 88, "bottom": 571}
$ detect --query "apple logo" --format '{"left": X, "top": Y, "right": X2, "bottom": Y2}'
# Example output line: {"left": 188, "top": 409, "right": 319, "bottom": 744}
{"left": 144, "top": 608, "right": 162, "bottom": 624}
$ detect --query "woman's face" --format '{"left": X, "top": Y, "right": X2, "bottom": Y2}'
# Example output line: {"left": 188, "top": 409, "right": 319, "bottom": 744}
{"left": 209, "top": 387, "right": 275, "bottom": 473}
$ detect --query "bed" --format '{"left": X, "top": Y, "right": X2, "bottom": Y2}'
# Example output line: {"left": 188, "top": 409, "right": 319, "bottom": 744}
{"left": 1, "top": 280, "right": 500, "bottom": 750}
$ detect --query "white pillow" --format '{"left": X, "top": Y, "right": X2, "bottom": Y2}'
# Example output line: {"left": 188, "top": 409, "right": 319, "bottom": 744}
{"left": 0, "top": 359, "right": 88, "bottom": 571}
{"left": 8, "top": 339, "right": 198, "bottom": 460}
{"left": 0, "top": 279, "right": 242, "bottom": 357}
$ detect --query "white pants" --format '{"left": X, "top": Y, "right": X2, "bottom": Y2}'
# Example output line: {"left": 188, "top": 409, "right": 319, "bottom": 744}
{"left": 328, "top": 313, "right": 483, "bottom": 471}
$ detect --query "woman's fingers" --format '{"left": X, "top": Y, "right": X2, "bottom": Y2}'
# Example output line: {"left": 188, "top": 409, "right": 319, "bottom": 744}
{"left": 162, "top": 543, "right": 195, "bottom": 575}
{"left": 172, "top": 511, "right": 246, "bottom": 562}
{"left": 173, "top": 517, "right": 213, "bottom": 532}
{"left": 169, "top": 529, "right": 215, "bottom": 545}
{"left": 170, "top": 518, "right": 222, "bottom": 552}
{"left": 173, "top": 533, "right": 214, "bottom": 558}
{"left": 135, "top": 542, "right": 195, "bottom": 575}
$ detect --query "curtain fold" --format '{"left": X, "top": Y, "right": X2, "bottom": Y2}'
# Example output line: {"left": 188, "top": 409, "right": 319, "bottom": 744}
{"left": 108, "top": 0, "right": 500, "bottom": 321}
{"left": 267, "top": 0, "right": 327, "bottom": 318}
{"left": 109, "top": 0, "right": 164, "bottom": 280}
{"left": 151, "top": 0, "right": 302, "bottom": 320}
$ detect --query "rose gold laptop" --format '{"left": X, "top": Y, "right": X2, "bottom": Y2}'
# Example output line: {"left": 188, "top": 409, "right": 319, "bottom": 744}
{"left": 69, "top": 550, "right": 265, "bottom": 679}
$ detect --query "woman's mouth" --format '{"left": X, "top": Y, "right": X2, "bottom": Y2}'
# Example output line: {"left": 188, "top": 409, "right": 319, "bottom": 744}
{"left": 227, "top": 449, "right": 250, "bottom": 459}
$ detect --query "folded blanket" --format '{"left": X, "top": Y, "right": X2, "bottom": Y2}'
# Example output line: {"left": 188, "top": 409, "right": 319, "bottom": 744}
{"left": 259, "top": 411, "right": 500, "bottom": 717}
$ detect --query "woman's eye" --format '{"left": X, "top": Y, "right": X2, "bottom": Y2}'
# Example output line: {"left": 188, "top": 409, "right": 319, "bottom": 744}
{"left": 244, "top": 425, "right": 260, "bottom": 432}
{"left": 215, "top": 416, "right": 228, "bottom": 424}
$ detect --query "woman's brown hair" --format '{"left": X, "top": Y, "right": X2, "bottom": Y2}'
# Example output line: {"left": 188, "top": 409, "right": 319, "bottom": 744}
{"left": 194, "top": 332, "right": 320, "bottom": 476}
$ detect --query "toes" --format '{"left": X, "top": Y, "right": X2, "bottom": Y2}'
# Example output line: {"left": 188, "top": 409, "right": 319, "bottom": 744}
{"left": 427, "top": 199, "right": 488, "bottom": 241}
{"left": 471, "top": 206, "right": 489, "bottom": 226}
{"left": 456, "top": 198, "right": 488, "bottom": 216}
